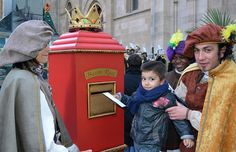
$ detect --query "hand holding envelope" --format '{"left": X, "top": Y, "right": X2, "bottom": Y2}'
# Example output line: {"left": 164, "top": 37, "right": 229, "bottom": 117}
{"left": 102, "top": 92, "right": 126, "bottom": 108}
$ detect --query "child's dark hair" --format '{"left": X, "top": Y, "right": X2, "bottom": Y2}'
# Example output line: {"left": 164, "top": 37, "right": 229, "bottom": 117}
{"left": 141, "top": 61, "right": 166, "bottom": 80}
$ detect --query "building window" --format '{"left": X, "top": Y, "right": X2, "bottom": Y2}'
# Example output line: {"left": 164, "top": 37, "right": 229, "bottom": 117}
{"left": 89, "top": 3, "right": 103, "bottom": 30}
{"left": 126, "top": 0, "right": 139, "bottom": 13}
{"left": 66, "top": 1, "right": 72, "bottom": 11}
{"left": 132, "top": 0, "right": 138, "bottom": 11}
{"left": 65, "top": 0, "right": 72, "bottom": 21}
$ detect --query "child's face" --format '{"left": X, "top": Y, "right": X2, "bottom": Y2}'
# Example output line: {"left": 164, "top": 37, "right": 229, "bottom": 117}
{"left": 141, "top": 70, "right": 164, "bottom": 91}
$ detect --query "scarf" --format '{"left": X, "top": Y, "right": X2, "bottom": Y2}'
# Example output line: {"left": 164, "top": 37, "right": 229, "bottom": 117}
{"left": 30, "top": 63, "right": 45, "bottom": 79}
{"left": 38, "top": 72, "right": 73, "bottom": 147}
{"left": 127, "top": 80, "right": 170, "bottom": 114}
{"left": 30, "top": 61, "right": 73, "bottom": 147}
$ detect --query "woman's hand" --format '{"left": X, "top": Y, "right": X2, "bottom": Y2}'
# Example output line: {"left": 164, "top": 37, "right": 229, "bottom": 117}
{"left": 165, "top": 102, "right": 189, "bottom": 120}
{"left": 67, "top": 144, "right": 92, "bottom": 152}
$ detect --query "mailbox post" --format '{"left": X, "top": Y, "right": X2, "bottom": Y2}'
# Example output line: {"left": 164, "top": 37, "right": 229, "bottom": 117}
{"left": 49, "top": 30, "right": 125, "bottom": 151}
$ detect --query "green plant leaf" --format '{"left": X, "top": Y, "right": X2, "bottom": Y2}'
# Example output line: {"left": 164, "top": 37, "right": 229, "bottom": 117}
{"left": 200, "top": 8, "right": 236, "bottom": 26}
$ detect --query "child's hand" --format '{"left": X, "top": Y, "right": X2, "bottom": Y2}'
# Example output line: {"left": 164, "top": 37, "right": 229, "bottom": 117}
{"left": 183, "top": 139, "right": 194, "bottom": 148}
{"left": 114, "top": 92, "right": 122, "bottom": 100}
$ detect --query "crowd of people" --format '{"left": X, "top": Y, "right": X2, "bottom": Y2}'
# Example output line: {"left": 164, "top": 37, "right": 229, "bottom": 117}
{"left": 0, "top": 19, "right": 236, "bottom": 152}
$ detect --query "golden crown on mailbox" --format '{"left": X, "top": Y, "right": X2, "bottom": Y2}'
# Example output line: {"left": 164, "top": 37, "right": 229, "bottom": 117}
{"left": 66, "top": 4, "right": 103, "bottom": 32}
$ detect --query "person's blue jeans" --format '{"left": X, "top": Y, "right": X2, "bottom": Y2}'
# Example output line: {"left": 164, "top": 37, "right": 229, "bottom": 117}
{"left": 124, "top": 146, "right": 135, "bottom": 152}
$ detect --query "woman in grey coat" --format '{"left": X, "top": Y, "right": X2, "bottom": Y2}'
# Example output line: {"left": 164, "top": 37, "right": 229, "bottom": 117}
{"left": 0, "top": 20, "right": 89, "bottom": 152}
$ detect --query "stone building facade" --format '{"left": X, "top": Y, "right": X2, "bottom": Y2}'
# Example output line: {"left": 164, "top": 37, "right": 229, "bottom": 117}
{"left": 45, "top": 0, "right": 236, "bottom": 56}
{"left": 1, "top": 0, "right": 236, "bottom": 55}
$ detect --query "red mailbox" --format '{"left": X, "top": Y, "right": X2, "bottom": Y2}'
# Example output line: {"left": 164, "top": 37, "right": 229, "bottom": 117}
{"left": 49, "top": 30, "right": 125, "bottom": 151}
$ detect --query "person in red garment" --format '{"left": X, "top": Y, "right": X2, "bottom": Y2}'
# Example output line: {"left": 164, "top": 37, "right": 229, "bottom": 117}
{"left": 166, "top": 23, "right": 236, "bottom": 152}
{"left": 163, "top": 31, "right": 193, "bottom": 151}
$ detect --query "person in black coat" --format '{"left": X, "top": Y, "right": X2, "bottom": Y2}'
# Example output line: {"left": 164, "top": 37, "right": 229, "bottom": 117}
{"left": 124, "top": 54, "right": 142, "bottom": 152}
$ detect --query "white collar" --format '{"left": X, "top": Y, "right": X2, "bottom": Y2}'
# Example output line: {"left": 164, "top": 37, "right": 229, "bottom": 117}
{"left": 175, "top": 68, "right": 183, "bottom": 74}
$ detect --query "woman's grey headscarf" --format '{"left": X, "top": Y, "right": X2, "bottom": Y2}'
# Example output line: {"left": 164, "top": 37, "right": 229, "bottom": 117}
{"left": 0, "top": 20, "right": 53, "bottom": 67}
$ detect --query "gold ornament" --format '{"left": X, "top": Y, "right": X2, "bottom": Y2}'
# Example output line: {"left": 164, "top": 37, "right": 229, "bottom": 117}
{"left": 66, "top": 4, "right": 103, "bottom": 32}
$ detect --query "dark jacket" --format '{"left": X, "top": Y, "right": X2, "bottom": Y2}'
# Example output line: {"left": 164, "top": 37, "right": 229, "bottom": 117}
{"left": 164, "top": 69, "right": 181, "bottom": 150}
{"left": 124, "top": 68, "right": 141, "bottom": 96}
{"left": 124, "top": 68, "right": 141, "bottom": 146}
{"left": 121, "top": 92, "right": 193, "bottom": 147}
